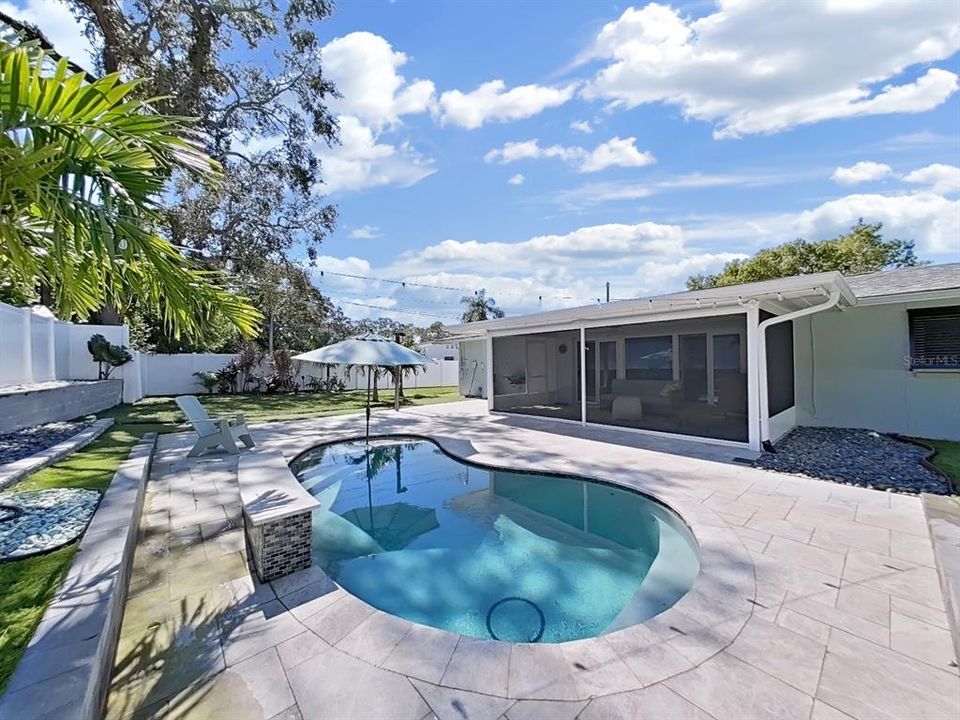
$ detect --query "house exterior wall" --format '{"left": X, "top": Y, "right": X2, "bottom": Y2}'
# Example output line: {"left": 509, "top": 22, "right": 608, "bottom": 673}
{"left": 458, "top": 340, "right": 487, "bottom": 397}
{"left": 794, "top": 299, "right": 960, "bottom": 441}
{"left": 421, "top": 342, "right": 459, "bottom": 362}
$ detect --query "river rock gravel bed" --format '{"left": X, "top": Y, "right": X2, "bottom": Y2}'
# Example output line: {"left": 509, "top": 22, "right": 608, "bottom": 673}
{"left": 0, "top": 419, "right": 93, "bottom": 467}
{"left": 754, "top": 426, "right": 952, "bottom": 495}
{"left": 0, "top": 488, "right": 101, "bottom": 559}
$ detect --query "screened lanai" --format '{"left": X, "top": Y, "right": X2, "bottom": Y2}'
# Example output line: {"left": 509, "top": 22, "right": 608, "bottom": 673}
{"left": 490, "top": 314, "right": 751, "bottom": 442}
{"left": 448, "top": 272, "right": 855, "bottom": 450}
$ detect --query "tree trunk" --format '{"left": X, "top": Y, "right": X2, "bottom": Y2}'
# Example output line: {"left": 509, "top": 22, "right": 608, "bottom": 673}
{"left": 92, "top": 304, "right": 122, "bottom": 325}
{"left": 372, "top": 368, "right": 379, "bottom": 402}
{"left": 38, "top": 282, "right": 54, "bottom": 309}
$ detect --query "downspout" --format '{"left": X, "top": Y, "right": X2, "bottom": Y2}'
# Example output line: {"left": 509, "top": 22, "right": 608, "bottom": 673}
{"left": 757, "top": 288, "right": 841, "bottom": 447}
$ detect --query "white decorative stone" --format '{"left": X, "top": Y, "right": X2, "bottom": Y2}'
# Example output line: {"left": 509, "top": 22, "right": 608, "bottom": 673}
{"left": 0, "top": 488, "right": 101, "bottom": 558}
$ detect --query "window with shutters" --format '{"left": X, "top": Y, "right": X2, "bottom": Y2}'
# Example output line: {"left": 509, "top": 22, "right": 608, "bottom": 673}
{"left": 908, "top": 306, "right": 960, "bottom": 370}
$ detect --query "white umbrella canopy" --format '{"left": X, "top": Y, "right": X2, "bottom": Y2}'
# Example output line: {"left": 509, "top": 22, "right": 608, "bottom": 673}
{"left": 292, "top": 333, "right": 433, "bottom": 439}
{"left": 293, "top": 332, "right": 432, "bottom": 367}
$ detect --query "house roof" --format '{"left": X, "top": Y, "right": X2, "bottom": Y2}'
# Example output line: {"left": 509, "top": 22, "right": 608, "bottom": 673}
{"left": 845, "top": 263, "right": 960, "bottom": 300}
{"left": 444, "top": 262, "right": 959, "bottom": 338}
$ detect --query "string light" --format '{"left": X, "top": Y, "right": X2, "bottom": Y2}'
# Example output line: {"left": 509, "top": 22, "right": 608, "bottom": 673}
{"left": 316, "top": 268, "right": 601, "bottom": 303}
{"left": 327, "top": 298, "right": 460, "bottom": 321}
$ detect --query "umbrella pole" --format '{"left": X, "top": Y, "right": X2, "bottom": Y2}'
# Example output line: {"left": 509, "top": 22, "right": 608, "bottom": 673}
{"left": 394, "top": 368, "right": 400, "bottom": 411}
{"left": 366, "top": 366, "right": 371, "bottom": 442}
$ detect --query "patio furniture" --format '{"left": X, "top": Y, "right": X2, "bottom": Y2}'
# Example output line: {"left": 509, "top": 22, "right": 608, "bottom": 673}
{"left": 238, "top": 450, "right": 320, "bottom": 581}
{"left": 612, "top": 394, "right": 644, "bottom": 422}
{"left": 175, "top": 394, "right": 255, "bottom": 457}
{"left": 602, "top": 378, "right": 679, "bottom": 415}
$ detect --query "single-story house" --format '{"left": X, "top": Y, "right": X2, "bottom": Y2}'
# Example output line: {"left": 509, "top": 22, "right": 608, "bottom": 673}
{"left": 445, "top": 263, "right": 960, "bottom": 451}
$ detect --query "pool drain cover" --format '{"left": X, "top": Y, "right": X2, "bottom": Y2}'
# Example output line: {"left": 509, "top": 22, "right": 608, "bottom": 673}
{"left": 486, "top": 597, "right": 545, "bottom": 643}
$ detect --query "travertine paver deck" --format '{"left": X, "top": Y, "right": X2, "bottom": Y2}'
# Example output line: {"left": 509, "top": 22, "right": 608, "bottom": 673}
{"left": 107, "top": 400, "right": 960, "bottom": 720}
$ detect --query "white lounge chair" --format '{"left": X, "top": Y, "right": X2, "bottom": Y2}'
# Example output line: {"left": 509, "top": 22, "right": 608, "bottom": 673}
{"left": 175, "top": 395, "right": 255, "bottom": 457}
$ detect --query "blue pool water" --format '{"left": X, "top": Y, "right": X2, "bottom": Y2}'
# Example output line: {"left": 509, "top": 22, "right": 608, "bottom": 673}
{"left": 291, "top": 437, "right": 700, "bottom": 643}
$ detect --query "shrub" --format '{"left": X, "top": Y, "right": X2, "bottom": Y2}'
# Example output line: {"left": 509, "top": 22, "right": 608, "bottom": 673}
{"left": 234, "top": 343, "right": 263, "bottom": 392}
{"left": 193, "top": 371, "right": 219, "bottom": 394}
{"left": 265, "top": 349, "right": 302, "bottom": 393}
{"left": 215, "top": 360, "right": 240, "bottom": 393}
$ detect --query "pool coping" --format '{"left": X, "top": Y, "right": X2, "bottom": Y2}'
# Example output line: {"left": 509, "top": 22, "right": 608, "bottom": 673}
{"left": 275, "top": 430, "right": 757, "bottom": 701}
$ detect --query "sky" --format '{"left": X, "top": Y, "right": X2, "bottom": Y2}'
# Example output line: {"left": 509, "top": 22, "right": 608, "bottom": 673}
{"left": 6, "top": 0, "right": 960, "bottom": 323}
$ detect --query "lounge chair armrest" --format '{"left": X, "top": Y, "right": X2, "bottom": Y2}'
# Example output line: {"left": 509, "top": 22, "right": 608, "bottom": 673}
{"left": 206, "top": 415, "right": 246, "bottom": 425}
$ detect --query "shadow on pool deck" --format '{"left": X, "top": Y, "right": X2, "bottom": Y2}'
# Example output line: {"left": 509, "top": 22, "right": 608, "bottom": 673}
{"left": 104, "top": 402, "right": 959, "bottom": 720}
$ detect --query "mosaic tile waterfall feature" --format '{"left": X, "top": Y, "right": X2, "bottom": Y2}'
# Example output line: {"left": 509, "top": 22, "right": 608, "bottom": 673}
{"left": 0, "top": 488, "right": 101, "bottom": 559}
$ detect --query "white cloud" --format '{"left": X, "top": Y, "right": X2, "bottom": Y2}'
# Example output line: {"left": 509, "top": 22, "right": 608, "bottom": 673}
{"left": 321, "top": 32, "right": 435, "bottom": 129}
{"left": 684, "top": 189, "right": 960, "bottom": 257}
{"left": 581, "top": 2, "right": 960, "bottom": 138}
{"left": 484, "top": 137, "right": 654, "bottom": 173}
{"left": 349, "top": 225, "right": 383, "bottom": 239}
{"left": 551, "top": 169, "right": 804, "bottom": 210}
{"left": 580, "top": 137, "right": 656, "bottom": 172}
{"left": 831, "top": 161, "right": 892, "bottom": 185}
{"left": 570, "top": 120, "right": 593, "bottom": 134}
{"left": 438, "top": 80, "right": 577, "bottom": 129}
{"left": 793, "top": 191, "right": 960, "bottom": 254}
{"left": 902, "top": 163, "right": 960, "bottom": 194}
{"left": 317, "top": 185, "right": 959, "bottom": 321}
{"left": 397, "top": 222, "right": 688, "bottom": 275}
{"left": 0, "top": 0, "right": 94, "bottom": 66}
{"left": 484, "top": 139, "right": 580, "bottom": 165}
{"left": 367, "top": 222, "right": 747, "bottom": 316}
{"left": 507, "top": 174, "right": 525, "bottom": 185}
{"left": 309, "top": 255, "right": 372, "bottom": 293}
{"left": 317, "top": 115, "right": 435, "bottom": 193}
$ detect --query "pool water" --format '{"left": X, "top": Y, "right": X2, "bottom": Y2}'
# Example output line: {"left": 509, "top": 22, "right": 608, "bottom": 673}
{"left": 291, "top": 437, "right": 700, "bottom": 643}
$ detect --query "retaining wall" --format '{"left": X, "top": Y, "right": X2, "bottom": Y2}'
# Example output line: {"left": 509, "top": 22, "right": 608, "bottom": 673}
{"left": 0, "top": 380, "right": 123, "bottom": 434}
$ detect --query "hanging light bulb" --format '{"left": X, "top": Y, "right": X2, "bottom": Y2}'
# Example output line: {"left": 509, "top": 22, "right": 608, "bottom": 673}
{"left": 225, "top": 258, "right": 234, "bottom": 271}
{"left": 118, "top": 238, "right": 128, "bottom": 251}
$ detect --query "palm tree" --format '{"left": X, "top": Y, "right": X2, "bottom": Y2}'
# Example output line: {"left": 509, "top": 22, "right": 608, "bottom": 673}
{"left": 0, "top": 39, "right": 260, "bottom": 338}
{"left": 460, "top": 289, "right": 505, "bottom": 323}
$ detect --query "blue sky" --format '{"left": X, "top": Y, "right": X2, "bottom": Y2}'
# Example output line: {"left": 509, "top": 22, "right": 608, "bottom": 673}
{"left": 7, "top": 0, "right": 960, "bottom": 322}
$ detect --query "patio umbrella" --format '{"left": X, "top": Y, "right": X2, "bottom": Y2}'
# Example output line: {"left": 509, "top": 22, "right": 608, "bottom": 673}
{"left": 293, "top": 333, "right": 432, "bottom": 440}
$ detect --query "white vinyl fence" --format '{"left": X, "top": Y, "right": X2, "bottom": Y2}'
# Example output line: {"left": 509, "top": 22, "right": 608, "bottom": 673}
{"left": 139, "top": 356, "right": 459, "bottom": 396}
{"left": 0, "top": 300, "right": 141, "bottom": 401}
{"left": 140, "top": 353, "right": 236, "bottom": 396}
{"left": 2, "top": 300, "right": 458, "bottom": 401}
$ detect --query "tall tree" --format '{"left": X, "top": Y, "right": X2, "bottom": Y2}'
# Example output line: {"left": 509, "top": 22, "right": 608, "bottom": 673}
{"left": 66, "top": 0, "right": 340, "bottom": 326}
{"left": 460, "top": 289, "right": 505, "bottom": 323}
{"left": 687, "top": 221, "right": 921, "bottom": 290}
{"left": 236, "top": 260, "right": 333, "bottom": 352}
{"left": 0, "top": 39, "right": 260, "bottom": 337}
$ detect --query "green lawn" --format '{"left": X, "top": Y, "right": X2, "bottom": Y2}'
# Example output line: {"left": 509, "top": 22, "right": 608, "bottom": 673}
{"left": 0, "top": 425, "right": 163, "bottom": 693}
{"left": 0, "top": 385, "right": 462, "bottom": 693}
{"left": 0, "top": 547, "right": 78, "bottom": 691}
{"left": 100, "top": 385, "right": 461, "bottom": 426}
{"left": 923, "top": 439, "right": 960, "bottom": 495}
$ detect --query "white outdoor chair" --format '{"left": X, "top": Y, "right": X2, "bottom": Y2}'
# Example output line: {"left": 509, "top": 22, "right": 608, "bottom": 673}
{"left": 175, "top": 395, "right": 255, "bottom": 457}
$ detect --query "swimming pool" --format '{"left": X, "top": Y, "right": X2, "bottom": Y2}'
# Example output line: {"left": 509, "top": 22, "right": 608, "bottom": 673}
{"left": 291, "top": 437, "right": 700, "bottom": 643}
